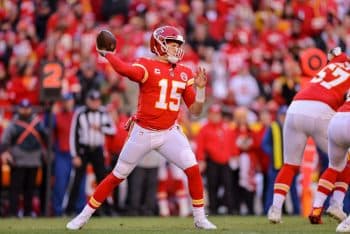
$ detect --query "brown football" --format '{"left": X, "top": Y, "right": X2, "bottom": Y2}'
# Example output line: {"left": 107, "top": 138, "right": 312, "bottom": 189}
{"left": 96, "top": 30, "right": 117, "bottom": 52}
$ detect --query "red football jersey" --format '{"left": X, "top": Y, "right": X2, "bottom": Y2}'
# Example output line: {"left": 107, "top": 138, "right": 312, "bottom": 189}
{"left": 294, "top": 61, "right": 350, "bottom": 110}
{"left": 132, "top": 58, "right": 196, "bottom": 130}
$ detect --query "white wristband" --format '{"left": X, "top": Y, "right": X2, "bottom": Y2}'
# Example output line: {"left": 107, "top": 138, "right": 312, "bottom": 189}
{"left": 195, "top": 87, "right": 205, "bottom": 103}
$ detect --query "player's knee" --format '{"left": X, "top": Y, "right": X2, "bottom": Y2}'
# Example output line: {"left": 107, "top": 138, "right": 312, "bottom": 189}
{"left": 178, "top": 149, "right": 197, "bottom": 169}
{"left": 112, "top": 159, "right": 135, "bottom": 179}
{"left": 329, "top": 157, "right": 347, "bottom": 172}
{"left": 284, "top": 155, "right": 302, "bottom": 166}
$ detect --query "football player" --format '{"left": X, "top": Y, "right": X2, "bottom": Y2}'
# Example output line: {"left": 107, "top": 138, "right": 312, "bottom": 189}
{"left": 310, "top": 90, "right": 350, "bottom": 225}
{"left": 66, "top": 26, "right": 216, "bottom": 230}
{"left": 267, "top": 47, "right": 350, "bottom": 224}
{"left": 333, "top": 93, "right": 350, "bottom": 231}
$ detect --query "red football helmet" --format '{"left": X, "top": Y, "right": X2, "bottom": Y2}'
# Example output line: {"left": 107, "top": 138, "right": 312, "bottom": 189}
{"left": 150, "top": 26, "right": 185, "bottom": 63}
{"left": 328, "top": 47, "right": 350, "bottom": 63}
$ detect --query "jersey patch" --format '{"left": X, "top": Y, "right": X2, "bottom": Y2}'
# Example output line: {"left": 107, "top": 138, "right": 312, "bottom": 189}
{"left": 180, "top": 72, "right": 188, "bottom": 82}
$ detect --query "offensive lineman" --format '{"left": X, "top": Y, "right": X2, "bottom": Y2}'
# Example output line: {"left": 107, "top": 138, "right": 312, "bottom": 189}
{"left": 268, "top": 47, "right": 350, "bottom": 224}
{"left": 331, "top": 92, "right": 350, "bottom": 232}
{"left": 66, "top": 25, "right": 217, "bottom": 230}
{"left": 309, "top": 89, "right": 350, "bottom": 226}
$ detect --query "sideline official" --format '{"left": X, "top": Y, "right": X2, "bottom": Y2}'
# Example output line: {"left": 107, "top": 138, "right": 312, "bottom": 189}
{"left": 66, "top": 90, "right": 115, "bottom": 214}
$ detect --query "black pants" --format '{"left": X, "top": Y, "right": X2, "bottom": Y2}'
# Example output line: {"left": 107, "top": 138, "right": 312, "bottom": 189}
{"left": 206, "top": 159, "right": 233, "bottom": 214}
{"left": 66, "top": 147, "right": 106, "bottom": 214}
{"left": 9, "top": 167, "right": 38, "bottom": 216}
{"left": 127, "top": 166, "right": 158, "bottom": 216}
{"left": 239, "top": 187, "right": 255, "bottom": 215}
{"left": 231, "top": 169, "right": 240, "bottom": 214}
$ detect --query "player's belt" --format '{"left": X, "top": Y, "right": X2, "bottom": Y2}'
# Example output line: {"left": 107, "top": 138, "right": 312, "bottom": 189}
{"left": 137, "top": 122, "right": 176, "bottom": 132}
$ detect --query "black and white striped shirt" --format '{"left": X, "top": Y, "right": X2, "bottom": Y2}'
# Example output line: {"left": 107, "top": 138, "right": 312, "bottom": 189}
{"left": 69, "top": 106, "right": 116, "bottom": 157}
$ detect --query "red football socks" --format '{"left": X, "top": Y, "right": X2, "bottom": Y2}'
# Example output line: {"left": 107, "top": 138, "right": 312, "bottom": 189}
{"left": 184, "top": 164, "right": 204, "bottom": 207}
{"left": 273, "top": 164, "right": 299, "bottom": 196}
{"left": 88, "top": 173, "right": 124, "bottom": 209}
{"left": 334, "top": 165, "right": 350, "bottom": 193}
{"left": 317, "top": 168, "right": 339, "bottom": 195}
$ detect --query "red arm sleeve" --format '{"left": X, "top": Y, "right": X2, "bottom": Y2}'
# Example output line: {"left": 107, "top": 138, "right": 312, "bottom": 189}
{"left": 105, "top": 53, "right": 146, "bottom": 83}
{"left": 183, "top": 85, "right": 196, "bottom": 108}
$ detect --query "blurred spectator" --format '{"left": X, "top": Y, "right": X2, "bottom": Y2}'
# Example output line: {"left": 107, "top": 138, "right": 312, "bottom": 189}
{"left": 314, "top": 13, "right": 345, "bottom": 53}
{"left": 157, "top": 158, "right": 191, "bottom": 217}
{"left": 34, "top": 0, "right": 52, "bottom": 41}
{"left": 250, "top": 108, "right": 272, "bottom": 215}
{"left": 196, "top": 104, "right": 237, "bottom": 215}
{"left": 1, "top": 99, "right": 47, "bottom": 217}
{"left": 272, "top": 58, "right": 301, "bottom": 105}
{"left": 232, "top": 106, "right": 259, "bottom": 215}
{"left": 66, "top": 90, "right": 115, "bottom": 215}
{"left": 340, "top": 12, "right": 350, "bottom": 55}
{"left": 75, "top": 57, "right": 106, "bottom": 106}
{"left": 51, "top": 93, "right": 85, "bottom": 216}
{"left": 228, "top": 64, "right": 260, "bottom": 107}
{"left": 101, "top": 0, "right": 129, "bottom": 21}
{"left": 46, "top": 1, "right": 78, "bottom": 36}
{"left": 104, "top": 91, "right": 129, "bottom": 213}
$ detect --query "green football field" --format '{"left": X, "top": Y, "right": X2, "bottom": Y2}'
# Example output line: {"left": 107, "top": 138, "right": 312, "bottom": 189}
{"left": 0, "top": 216, "right": 341, "bottom": 234}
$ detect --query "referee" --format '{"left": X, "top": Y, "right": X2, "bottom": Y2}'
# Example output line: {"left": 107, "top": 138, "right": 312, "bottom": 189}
{"left": 66, "top": 90, "right": 116, "bottom": 215}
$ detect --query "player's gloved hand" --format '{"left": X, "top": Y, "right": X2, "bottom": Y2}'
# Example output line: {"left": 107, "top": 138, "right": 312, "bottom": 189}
{"left": 96, "top": 46, "right": 115, "bottom": 57}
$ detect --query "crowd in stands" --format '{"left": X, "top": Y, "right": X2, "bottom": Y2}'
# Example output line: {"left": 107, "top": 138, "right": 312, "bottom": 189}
{"left": 1, "top": 0, "right": 350, "bottom": 217}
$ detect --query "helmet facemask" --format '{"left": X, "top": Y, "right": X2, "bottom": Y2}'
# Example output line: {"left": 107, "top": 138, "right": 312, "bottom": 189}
{"left": 152, "top": 30, "right": 185, "bottom": 64}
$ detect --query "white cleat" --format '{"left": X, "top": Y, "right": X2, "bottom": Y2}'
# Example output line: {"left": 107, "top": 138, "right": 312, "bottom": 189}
{"left": 336, "top": 216, "right": 350, "bottom": 232}
{"left": 268, "top": 205, "right": 282, "bottom": 224}
{"left": 66, "top": 214, "right": 91, "bottom": 230}
{"left": 194, "top": 218, "right": 217, "bottom": 230}
{"left": 327, "top": 203, "right": 347, "bottom": 222}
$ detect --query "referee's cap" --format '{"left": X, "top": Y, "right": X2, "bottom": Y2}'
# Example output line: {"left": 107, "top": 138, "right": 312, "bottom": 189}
{"left": 87, "top": 90, "right": 101, "bottom": 100}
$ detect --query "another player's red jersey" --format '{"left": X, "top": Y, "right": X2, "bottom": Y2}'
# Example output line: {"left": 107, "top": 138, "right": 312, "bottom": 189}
{"left": 294, "top": 57, "right": 350, "bottom": 110}
{"left": 132, "top": 58, "right": 196, "bottom": 130}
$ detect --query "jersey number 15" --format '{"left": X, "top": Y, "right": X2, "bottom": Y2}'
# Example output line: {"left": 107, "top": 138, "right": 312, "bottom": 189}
{"left": 155, "top": 79, "right": 186, "bottom": 111}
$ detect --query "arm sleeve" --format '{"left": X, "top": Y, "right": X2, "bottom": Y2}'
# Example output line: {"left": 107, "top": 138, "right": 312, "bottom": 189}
{"left": 105, "top": 53, "right": 146, "bottom": 83}
{"left": 183, "top": 84, "right": 196, "bottom": 108}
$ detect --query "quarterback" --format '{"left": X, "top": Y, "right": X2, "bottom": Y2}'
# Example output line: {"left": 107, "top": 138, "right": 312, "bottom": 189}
{"left": 66, "top": 26, "right": 216, "bottom": 230}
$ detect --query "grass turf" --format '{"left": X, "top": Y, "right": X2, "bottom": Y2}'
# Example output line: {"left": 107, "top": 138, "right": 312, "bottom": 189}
{"left": 0, "top": 215, "right": 340, "bottom": 234}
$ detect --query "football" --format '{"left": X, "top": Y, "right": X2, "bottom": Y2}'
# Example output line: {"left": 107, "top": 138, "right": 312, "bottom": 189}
{"left": 96, "top": 30, "right": 117, "bottom": 52}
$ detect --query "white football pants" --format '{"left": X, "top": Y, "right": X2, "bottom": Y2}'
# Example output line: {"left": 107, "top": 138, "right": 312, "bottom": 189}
{"left": 112, "top": 123, "right": 197, "bottom": 179}
{"left": 283, "top": 100, "right": 335, "bottom": 166}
